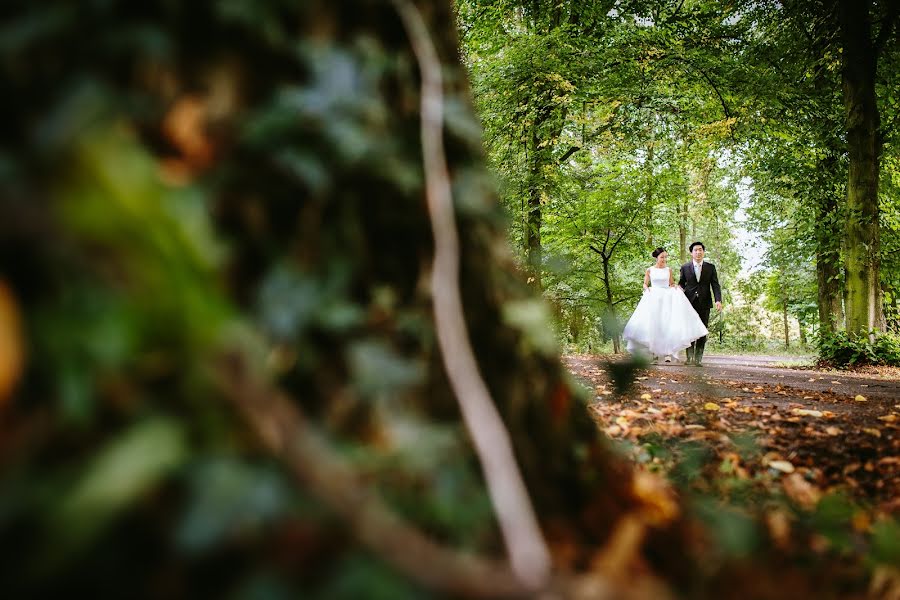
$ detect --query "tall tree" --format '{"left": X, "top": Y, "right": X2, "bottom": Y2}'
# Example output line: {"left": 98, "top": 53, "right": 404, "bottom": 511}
{"left": 836, "top": 0, "right": 897, "bottom": 336}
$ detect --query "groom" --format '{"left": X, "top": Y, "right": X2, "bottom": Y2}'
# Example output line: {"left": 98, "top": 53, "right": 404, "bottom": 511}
{"left": 678, "top": 241, "right": 722, "bottom": 366}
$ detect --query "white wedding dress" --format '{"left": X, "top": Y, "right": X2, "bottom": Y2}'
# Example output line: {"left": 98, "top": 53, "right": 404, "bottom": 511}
{"left": 622, "top": 267, "right": 708, "bottom": 358}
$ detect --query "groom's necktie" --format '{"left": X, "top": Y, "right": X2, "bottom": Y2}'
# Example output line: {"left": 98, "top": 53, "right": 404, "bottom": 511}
{"left": 694, "top": 262, "right": 701, "bottom": 281}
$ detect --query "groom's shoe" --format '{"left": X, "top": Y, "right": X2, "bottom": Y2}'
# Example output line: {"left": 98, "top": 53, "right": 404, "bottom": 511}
{"left": 685, "top": 348, "right": 694, "bottom": 365}
{"left": 693, "top": 349, "right": 704, "bottom": 367}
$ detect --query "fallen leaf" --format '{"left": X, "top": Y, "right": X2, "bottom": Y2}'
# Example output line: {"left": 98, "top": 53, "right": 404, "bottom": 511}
{"left": 855, "top": 395, "right": 867, "bottom": 402}
{"left": 877, "top": 415, "right": 897, "bottom": 423}
{"left": 783, "top": 473, "right": 821, "bottom": 509}
{"left": 792, "top": 409, "right": 823, "bottom": 417}
{"left": 704, "top": 402, "right": 720, "bottom": 411}
{"left": 162, "top": 95, "right": 215, "bottom": 171}
{"left": 825, "top": 426, "right": 842, "bottom": 436}
{"left": 590, "top": 514, "right": 646, "bottom": 575}
{"left": 766, "top": 510, "right": 792, "bottom": 549}
{"left": 640, "top": 393, "right": 652, "bottom": 400}
{"left": 809, "top": 534, "right": 830, "bottom": 553}
{"left": 851, "top": 512, "right": 871, "bottom": 532}
{"left": 0, "top": 280, "right": 25, "bottom": 407}
{"left": 631, "top": 471, "right": 679, "bottom": 525}
{"left": 862, "top": 428, "right": 882, "bottom": 438}
{"left": 768, "top": 460, "right": 795, "bottom": 473}
{"left": 870, "top": 565, "right": 900, "bottom": 600}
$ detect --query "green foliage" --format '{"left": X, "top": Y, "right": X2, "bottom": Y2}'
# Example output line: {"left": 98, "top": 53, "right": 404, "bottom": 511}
{"left": 693, "top": 498, "right": 762, "bottom": 559}
{"left": 817, "top": 330, "right": 900, "bottom": 367}
{"left": 870, "top": 519, "right": 900, "bottom": 566}
{"left": 460, "top": 0, "right": 747, "bottom": 349}
{"left": 3, "top": 0, "right": 585, "bottom": 596}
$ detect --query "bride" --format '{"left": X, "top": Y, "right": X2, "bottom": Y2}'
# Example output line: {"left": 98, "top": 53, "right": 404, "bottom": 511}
{"left": 622, "top": 247, "right": 708, "bottom": 362}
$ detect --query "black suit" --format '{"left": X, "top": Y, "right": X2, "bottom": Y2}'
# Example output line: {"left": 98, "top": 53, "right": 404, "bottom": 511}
{"left": 678, "top": 261, "right": 722, "bottom": 362}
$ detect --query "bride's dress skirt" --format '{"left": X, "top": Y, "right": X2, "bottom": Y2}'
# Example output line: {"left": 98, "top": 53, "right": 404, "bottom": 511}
{"left": 622, "top": 288, "right": 709, "bottom": 357}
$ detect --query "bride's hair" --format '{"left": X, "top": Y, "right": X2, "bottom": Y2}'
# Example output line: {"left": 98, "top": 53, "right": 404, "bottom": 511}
{"left": 651, "top": 247, "right": 666, "bottom": 258}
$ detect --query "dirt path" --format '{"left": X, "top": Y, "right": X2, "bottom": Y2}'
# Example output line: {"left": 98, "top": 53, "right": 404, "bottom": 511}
{"left": 567, "top": 353, "right": 899, "bottom": 413}
{"left": 660, "top": 353, "right": 899, "bottom": 403}
{"left": 564, "top": 354, "right": 900, "bottom": 511}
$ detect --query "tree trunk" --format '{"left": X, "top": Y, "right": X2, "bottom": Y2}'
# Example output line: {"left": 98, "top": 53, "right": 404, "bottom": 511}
{"left": 601, "top": 255, "right": 621, "bottom": 353}
{"left": 816, "top": 241, "right": 845, "bottom": 337}
{"left": 812, "top": 41, "right": 846, "bottom": 338}
{"left": 838, "top": 0, "right": 885, "bottom": 337}
{"left": 527, "top": 122, "right": 543, "bottom": 290}
{"left": 523, "top": 3, "right": 569, "bottom": 292}
{"left": 678, "top": 197, "right": 688, "bottom": 263}
{"left": 890, "top": 293, "right": 899, "bottom": 332}
{"left": 645, "top": 142, "right": 655, "bottom": 244}
{"left": 3, "top": 1, "right": 648, "bottom": 596}
{"left": 783, "top": 299, "right": 790, "bottom": 349}
{"left": 815, "top": 177, "right": 845, "bottom": 336}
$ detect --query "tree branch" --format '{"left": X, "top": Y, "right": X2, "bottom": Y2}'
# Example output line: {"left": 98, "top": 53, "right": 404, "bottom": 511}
{"left": 217, "top": 354, "right": 532, "bottom": 599}
{"left": 392, "top": 0, "right": 550, "bottom": 588}
{"left": 613, "top": 294, "right": 642, "bottom": 306}
{"left": 558, "top": 145, "right": 582, "bottom": 163}
{"left": 665, "top": 55, "right": 737, "bottom": 141}
{"left": 608, "top": 209, "right": 643, "bottom": 256}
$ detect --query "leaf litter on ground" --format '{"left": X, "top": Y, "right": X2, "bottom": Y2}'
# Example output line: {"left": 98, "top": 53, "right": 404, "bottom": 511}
{"left": 565, "top": 355, "right": 900, "bottom": 520}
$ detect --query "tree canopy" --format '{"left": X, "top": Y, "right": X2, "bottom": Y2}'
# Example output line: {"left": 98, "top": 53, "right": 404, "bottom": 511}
{"left": 458, "top": 0, "right": 900, "bottom": 353}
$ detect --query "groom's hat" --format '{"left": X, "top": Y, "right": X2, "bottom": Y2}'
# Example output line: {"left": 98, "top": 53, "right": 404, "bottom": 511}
{"left": 689, "top": 241, "right": 705, "bottom": 251}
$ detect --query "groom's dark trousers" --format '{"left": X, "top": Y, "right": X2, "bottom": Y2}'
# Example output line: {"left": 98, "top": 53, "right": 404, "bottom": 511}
{"left": 689, "top": 302, "right": 711, "bottom": 359}
{"left": 678, "top": 261, "right": 722, "bottom": 364}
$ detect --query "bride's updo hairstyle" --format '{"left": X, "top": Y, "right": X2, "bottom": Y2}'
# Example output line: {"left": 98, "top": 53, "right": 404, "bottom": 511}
{"left": 651, "top": 247, "right": 666, "bottom": 259}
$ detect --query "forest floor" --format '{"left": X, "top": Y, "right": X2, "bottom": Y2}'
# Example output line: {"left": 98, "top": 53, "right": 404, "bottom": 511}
{"left": 564, "top": 353, "right": 900, "bottom": 517}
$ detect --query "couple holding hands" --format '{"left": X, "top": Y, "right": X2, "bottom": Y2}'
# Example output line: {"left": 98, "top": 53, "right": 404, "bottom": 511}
{"left": 622, "top": 242, "right": 723, "bottom": 366}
